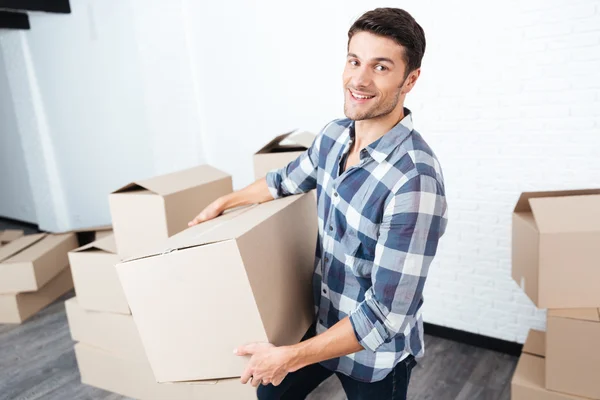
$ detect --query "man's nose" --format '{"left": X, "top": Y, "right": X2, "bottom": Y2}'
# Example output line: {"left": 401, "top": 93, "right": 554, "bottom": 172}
{"left": 351, "top": 67, "right": 372, "bottom": 89}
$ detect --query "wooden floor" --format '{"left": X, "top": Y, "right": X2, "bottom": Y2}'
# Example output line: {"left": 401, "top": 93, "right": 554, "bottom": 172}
{"left": 0, "top": 219, "right": 518, "bottom": 399}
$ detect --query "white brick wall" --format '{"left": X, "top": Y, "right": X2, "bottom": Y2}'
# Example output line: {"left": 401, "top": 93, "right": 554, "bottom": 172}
{"left": 416, "top": 0, "right": 600, "bottom": 343}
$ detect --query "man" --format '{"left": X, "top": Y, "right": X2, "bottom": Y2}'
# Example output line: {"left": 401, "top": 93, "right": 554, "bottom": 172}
{"left": 189, "top": 8, "right": 448, "bottom": 400}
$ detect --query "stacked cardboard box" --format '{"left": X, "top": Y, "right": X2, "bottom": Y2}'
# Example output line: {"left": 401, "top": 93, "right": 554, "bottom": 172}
{"left": 68, "top": 165, "right": 266, "bottom": 399}
{"left": 0, "top": 232, "right": 78, "bottom": 323}
{"left": 511, "top": 189, "right": 600, "bottom": 399}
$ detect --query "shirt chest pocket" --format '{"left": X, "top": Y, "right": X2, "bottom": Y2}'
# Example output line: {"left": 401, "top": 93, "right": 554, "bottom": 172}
{"left": 340, "top": 232, "right": 370, "bottom": 278}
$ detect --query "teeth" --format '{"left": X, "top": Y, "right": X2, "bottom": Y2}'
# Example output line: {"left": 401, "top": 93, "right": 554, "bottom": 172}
{"left": 352, "top": 91, "right": 374, "bottom": 99}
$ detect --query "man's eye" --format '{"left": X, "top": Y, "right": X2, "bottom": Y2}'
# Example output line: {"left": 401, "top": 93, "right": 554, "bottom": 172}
{"left": 375, "top": 65, "right": 387, "bottom": 71}
{"left": 349, "top": 60, "right": 359, "bottom": 66}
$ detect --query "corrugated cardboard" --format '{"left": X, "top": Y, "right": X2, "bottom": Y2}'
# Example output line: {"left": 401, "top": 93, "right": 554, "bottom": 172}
{"left": 109, "top": 165, "right": 233, "bottom": 259}
{"left": 65, "top": 297, "right": 145, "bottom": 359}
{"left": 68, "top": 234, "right": 128, "bottom": 314}
{"left": 75, "top": 343, "right": 257, "bottom": 400}
{"left": 0, "top": 229, "right": 24, "bottom": 246}
{"left": 253, "top": 130, "right": 316, "bottom": 180}
{"left": 0, "top": 233, "right": 78, "bottom": 294}
{"left": 546, "top": 308, "right": 600, "bottom": 399}
{"left": 512, "top": 189, "right": 600, "bottom": 308}
{"left": 116, "top": 193, "right": 318, "bottom": 382}
{"left": 512, "top": 329, "right": 585, "bottom": 400}
{"left": 0, "top": 267, "right": 73, "bottom": 324}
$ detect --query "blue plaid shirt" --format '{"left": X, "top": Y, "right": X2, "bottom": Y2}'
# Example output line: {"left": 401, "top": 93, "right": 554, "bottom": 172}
{"left": 266, "top": 108, "right": 448, "bottom": 383}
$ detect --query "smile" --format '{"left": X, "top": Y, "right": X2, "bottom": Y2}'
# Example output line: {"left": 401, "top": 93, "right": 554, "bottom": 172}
{"left": 349, "top": 89, "right": 375, "bottom": 100}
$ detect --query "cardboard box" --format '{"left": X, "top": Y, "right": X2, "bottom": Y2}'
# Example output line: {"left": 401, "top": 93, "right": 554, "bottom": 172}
{"left": 512, "top": 189, "right": 600, "bottom": 308}
{"left": 116, "top": 193, "right": 318, "bottom": 382}
{"left": 94, "top": 229, "right": 113, "bottom": 240}
{"left": 0, "top": 267, "right": 73, "bottom": 324}
{"left": 0, "top": 229, "right": 24, "bottom": 246}
{"left": 65, "top": 297, "right": 144, "bottom": 359}
{"left": 69, "top": 234, "right": 129, "bottom": 314}
{"left": 0, "top": 233, "right": 78, "bottom": 294}
{"left": 253, "top": 130, "right": 316, "bottom": 180}
{"left": 109, "top": 165, "right": 233, "bottom": 259}
{"left": 68, "top": 298, "right": 257, "bottom": 400}
{"left": 546, "top": 308, "right": 600, "bottom": 399}
{"left": 75, "top": 344, "right": 257, "bottom": 400}
{"left": 512, "top": 329, "right": 585, "bottom": 400}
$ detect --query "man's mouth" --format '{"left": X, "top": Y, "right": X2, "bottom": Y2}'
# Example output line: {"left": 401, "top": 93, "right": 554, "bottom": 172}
{"left": 349, "top": 89, "right": 375, "bottom": 101}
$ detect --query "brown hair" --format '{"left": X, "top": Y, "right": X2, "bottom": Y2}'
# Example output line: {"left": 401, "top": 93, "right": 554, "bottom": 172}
{"left": 348, "top": 8, "right": 426, "bottom": 76}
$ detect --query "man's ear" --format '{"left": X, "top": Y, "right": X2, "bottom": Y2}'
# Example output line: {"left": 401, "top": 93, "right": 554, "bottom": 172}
{"left": 402, "top": 68, "right": 421, "bottom": 95}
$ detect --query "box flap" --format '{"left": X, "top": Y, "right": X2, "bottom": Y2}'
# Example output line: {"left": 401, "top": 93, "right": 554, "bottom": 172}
{"left": 122, "top": 195, "right": 307, "bottom": 263}
{"left": 255, "top": 131, "right": 295, "bottom": 154}
{"left": 111, "top": 165, "right": 230, "bottom": 196}
{"left": 548, "top": 308, "right": 600, "bottom": 322}
{"left": 514, "top": 188, "right": 600, "bottom": 213}
{"left": 522, "top": 329, "right": 546, "bottom": 357}
{"left": 71, "top": 234, "right": 117, "bottom": 254}
{"left": 529, "top": 194, "right": 600, "bottom": 233}
{"left": 121, "top": 205, "right": 257, "bottom": 262}
{"left": 0, "top": 233, "right": 46, "bottom": 263}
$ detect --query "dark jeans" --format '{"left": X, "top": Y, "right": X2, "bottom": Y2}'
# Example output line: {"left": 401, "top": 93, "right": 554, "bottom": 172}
{"left": 257, "top": 326, "right": 417, "bottom": 400}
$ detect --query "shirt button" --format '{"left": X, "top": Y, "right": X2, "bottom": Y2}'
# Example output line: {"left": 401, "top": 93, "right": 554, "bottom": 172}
{"left": 322, "top": 288, "right": 327, "bottom": 294}
{"left": 319, "top": 319, "right": 324, "bottom": 324}
{"left": 324, "top": 257, "right": 329, "bottom": 263}
{"left": 329, "top": 225, "right": 333, "bottom": 231}
{"left": 334, "top": 192, "right": 338, "bottom": 197}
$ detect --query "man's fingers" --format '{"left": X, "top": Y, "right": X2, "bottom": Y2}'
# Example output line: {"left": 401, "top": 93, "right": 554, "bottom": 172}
{"left": 261, "top": 378, "right": 271, "bottom": 386}
{"left": 235, "top": 343, "right": 256, "bottom": 356}
{"left": 272, "top": 377, "right": 283, "bottom": 387}
{"left": 251, "top": 375, "right": 262, "bottom": 388}
{"left": 240, "top": 366, "right": 253, "bottom": 385}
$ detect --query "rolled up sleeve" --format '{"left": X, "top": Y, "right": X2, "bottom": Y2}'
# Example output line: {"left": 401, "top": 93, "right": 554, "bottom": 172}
{"left": 265, "top": 130, "right": 324, "bottom": 199}
{"left": 349, "top": 174, "right": 448, "bottom": 352}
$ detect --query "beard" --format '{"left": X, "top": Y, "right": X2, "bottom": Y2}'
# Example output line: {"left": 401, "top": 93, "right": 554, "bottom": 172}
{"left": 343, "top": 78, "right": 407, "bottom": 121}
{"left": 344, "top": 90, "right": 401, "bottom": 121}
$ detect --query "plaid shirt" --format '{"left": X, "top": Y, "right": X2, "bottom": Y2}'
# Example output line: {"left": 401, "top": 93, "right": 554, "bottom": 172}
{"left": 266, "top": 108, "right": 448, "bottom": 383}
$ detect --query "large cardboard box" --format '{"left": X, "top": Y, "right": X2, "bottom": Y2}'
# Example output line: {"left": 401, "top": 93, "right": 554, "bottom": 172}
{"left": 116, "top": 193, "right": 318, "bottom": 382}
{"left": 512, "top": 329, "right": 585, "bottom": 400}
{"left": 67, "top": 298, "right": 256, "bottom": 399}
{"left": 253, "top": 130, "right": 316, "bottom": 180}
{"left": 75, "top": 344, "right": 256, "bottom": 400}
{"left": 109, "top": 165, "right": 233, "bottom": 259}
{"left": 546, "top": 308, "right": 600, "bottom": 399}
{"left": 0, "top": 229, "right": 24, "bottom": 246}
{"left": 0, "top": 268, "right": 73, "bottom": 324}
{"left": 0, "top": 233, "right": 78, "bottom": 294}
{"left": 512, "top": 189, "right": 600, "bottom": 308}
{"left": 69, "top": 234, "right": 129, "bottom": 314}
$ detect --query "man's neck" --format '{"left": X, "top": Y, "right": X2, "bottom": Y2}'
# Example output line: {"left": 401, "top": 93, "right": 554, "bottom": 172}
{"left": 353, "top": 105, "right": 405, "bottom": 151}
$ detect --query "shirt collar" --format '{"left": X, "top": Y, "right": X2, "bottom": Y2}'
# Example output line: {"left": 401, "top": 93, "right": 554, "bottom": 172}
{"left": 349, "top": 107, "right": 414, "bottom": 164}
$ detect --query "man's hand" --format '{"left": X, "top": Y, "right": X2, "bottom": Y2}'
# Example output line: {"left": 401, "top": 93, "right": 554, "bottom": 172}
{"left": 188, "top": 198, "right": 225, "bottom": 227}
{"left": 236, "top": 342, "right": 296, "bottom": 387}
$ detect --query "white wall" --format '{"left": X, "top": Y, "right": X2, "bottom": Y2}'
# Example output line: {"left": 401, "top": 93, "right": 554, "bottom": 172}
{"left": 0, "top": 46, "right": 37, "bottom": 223}
{"left": 0, "top": 0, "right": 206, "bottom": 231}
{"left": 1, "top": 0, "right": 599, "bottom": 341}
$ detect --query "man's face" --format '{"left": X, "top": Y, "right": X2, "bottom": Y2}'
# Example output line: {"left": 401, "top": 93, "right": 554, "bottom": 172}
{"left": 343, "top": 31, "right": 411, "bottom": 121}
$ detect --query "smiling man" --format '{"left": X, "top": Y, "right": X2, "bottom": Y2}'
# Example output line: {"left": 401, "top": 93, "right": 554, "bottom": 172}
{"left": 189, "top": 8, "right": 448, "bottom": 400}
